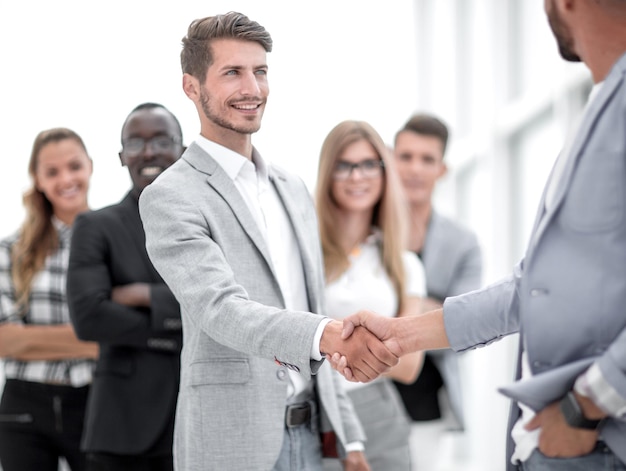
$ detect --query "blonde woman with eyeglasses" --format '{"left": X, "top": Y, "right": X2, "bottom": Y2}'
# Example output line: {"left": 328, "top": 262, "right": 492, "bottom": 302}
{"left": 315, "top": 120, "right": 426, "bottom": 471}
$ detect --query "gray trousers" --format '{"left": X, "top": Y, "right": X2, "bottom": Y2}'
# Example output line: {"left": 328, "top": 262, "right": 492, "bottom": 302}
{"left": 323, "top": 379, "right": 411, "bottom": 471}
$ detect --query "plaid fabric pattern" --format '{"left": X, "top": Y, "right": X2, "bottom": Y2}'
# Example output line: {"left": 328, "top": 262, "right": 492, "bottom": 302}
{"left": 0, "top": 219, "right": 94, "bottom": 386}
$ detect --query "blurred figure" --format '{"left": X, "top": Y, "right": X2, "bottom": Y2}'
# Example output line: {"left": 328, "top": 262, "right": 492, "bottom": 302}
{"left": 316, "top": 120, "right": 425, "bottom": 470}
{"left": 67, "top": 103, "right": 184, "bottom": 471}
{"left": 0, "top": 128, "right": 98, "bottom": 471}
{"left": 392, "top": 114, "right": 482, "bottom": 470}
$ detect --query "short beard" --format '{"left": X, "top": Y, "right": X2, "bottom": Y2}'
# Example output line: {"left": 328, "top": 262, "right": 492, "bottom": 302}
{"left": 199, "top": 88, "right": 262, "bottom": 135}
{"left": 547, "top": 7, "right": 581, "bottom": 62}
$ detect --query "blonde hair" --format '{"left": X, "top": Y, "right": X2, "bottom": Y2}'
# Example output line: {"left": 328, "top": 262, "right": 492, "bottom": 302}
{"left": 11, "top": 128, "right": 88, "bottom": 309}
{"left": 315, "top": 120, "right": 409, "bottom": 310}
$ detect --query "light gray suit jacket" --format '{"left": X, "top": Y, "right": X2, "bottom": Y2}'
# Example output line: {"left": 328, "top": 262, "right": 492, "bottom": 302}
{"left": 420, "top": 212, "right": 482, "bottom": 427}
{"left": 444, "top": 52, "right": 626, "bottom": 469}
{"left": 138, "top": 143, "right": 364, "bottom": 470}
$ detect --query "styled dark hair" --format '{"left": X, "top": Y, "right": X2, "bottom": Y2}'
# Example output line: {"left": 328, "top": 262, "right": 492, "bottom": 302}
{"left": 121, "top": 102, "right": 183, "bottom": 143}
{"left": 181, "top": 12, "right": 273, "bottom": 84}
{"left": 396, "top": 113, "right": 450, "bottom": 155}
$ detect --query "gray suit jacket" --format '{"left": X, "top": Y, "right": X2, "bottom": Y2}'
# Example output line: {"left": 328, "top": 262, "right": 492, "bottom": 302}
{"left": 422, "top": 212, "right": 482, "bottom": 302}
{"left": 398, "top": 212, "right": 482, "bottom": 427}
{"left": 444, "top": 52, "right": 626, "bottom": 469}
{"left": 138, "top": 143, "right": 364, "bottom": 470}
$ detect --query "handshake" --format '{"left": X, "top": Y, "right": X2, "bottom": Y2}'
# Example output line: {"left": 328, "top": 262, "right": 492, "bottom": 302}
{"left": 320, "top": 308, "right": 448, "bottom": 383}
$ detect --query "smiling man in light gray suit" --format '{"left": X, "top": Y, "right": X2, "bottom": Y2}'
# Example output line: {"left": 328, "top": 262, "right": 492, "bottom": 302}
{"left": 335, "top": 1, "right": 626, "bottom": 470}
{"left": 138, "top": 11, "right": 397, "bottom": 471}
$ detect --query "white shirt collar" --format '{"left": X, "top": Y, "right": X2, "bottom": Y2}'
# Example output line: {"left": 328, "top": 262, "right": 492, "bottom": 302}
{"left": 195, "top": 134, "right": 269, "bottom": 185}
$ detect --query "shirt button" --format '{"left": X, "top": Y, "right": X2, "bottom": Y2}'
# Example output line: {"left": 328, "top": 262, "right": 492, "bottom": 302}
{"left": 530, "top": 288, "right": 548, "bottom": 297}
{"left": 276, "top": 369, "right": 287, "bottom": 381}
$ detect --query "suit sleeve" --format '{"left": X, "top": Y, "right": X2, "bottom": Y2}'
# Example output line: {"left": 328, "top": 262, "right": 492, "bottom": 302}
{"left": 67, "top": 212, "right": 180, "bottom": 353}
{"left": 138, "top": 178, "right": 324, "bottom": 379}
{"left": 443, "top": 260, "right": 522, "bottom": 353}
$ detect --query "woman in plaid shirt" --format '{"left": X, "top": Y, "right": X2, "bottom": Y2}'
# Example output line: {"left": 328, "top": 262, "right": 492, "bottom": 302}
{"left": 0, "top": 128, "right": 99, "bottom": 471}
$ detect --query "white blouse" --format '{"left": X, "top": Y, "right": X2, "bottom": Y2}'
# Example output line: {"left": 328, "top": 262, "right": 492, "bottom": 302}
{"left": 324, "top": 231, "right": 426, "bottom": 390}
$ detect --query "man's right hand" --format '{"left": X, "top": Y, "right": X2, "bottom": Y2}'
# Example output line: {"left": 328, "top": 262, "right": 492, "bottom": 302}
{"left": 319, "top": 319, "right": 398, "bottom": 383}
{"left": 329, "top": 308, "right": 449, "bottom": 380}
{"left": 111, "top": 283, "right": 151, "bottom": 308}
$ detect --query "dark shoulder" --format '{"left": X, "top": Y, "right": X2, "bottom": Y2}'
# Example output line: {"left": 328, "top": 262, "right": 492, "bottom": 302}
{"left": 75, "top": 199, "right": 129, "bottom": 228}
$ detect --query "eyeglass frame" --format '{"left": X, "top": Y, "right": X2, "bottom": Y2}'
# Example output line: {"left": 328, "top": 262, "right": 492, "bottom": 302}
{"left": 332, "top": 159, "right": 385, "bottom": 180}
{"left": 121, "top": 135, "right": 182, "bottom": 157}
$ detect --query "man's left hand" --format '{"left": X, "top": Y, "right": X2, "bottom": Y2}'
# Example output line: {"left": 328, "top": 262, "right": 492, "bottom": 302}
{"left": 525, "top": 400, "right": 599, "bottom": 458}
{"left": 342, "top": 450, "right": 370, "bottom": 471}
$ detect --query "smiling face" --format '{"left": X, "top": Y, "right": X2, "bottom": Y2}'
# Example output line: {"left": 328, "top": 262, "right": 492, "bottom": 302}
{"left": 330, "top": 139, "right": 384, "bottom": 215}
{"left": 183, "top": 38, "right": 269, "bottom": 147}
{"left": 119, "top": 107, "right": 183, "bottom": 197}
{"left": 35, "top": 138, "right": 92, "bottom": 223}
{"left": 394, "top": 131, "right": 447, "bottom": 208}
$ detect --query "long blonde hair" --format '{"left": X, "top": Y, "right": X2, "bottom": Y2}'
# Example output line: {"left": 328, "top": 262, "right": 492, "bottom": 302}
{"left": 11, "top": 128, "right": 88, "bottom": 309}
{"left": 315, "top": 120, "right": 409, "bottom": 310}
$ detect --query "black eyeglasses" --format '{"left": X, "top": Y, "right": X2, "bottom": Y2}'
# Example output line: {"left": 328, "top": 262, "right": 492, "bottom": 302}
{"left": 121, "top": 136, "right": 181, "bottom": 157}
{"left": 332, "top": 159, "right": 385, "bottom": 180}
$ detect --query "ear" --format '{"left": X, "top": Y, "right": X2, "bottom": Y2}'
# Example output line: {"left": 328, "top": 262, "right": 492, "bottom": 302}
{"left": 88, "top": 157, "right": 94, "bottom": 176}
{"left": 182, "top": 73, "right": 200, "bottom": 101}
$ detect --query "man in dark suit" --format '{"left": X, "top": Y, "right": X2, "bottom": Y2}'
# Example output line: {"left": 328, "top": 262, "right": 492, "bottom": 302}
{"left": 67, "top": 103, "right": 185, "bottom": 471}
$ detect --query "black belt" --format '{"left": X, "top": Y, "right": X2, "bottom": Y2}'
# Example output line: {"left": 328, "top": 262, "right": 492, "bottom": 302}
{"left": 285, "top": 402, "right": 311, "bottom": 428}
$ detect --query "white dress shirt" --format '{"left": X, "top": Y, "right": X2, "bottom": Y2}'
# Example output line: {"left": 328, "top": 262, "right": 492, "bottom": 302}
{"left": 325, "top": 230, "right": 426, "bottom": 392}
{"left": 195, "top": 136, "right": 329, "bottom": 397}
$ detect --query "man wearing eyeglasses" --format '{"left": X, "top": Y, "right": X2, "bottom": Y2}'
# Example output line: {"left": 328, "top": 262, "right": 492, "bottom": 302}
{"left": 66, "top": 103, "right": 185, "bottom": 471}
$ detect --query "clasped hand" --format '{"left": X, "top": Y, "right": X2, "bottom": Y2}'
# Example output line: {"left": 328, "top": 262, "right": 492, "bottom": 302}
{"left": 320, "top": 316, "right": 398, "bottom": 382}
{"left": 321, "top": 311, "right": 403, "bottom": 382}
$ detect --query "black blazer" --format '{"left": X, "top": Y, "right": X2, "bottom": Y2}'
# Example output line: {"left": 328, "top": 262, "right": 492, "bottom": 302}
{"left": 67, "top": 192, "right": 182, "bottom": 455}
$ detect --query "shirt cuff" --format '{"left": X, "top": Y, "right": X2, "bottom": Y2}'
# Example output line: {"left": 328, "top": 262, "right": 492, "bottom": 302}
{"left": 311, "top": 318, "right": 333, "bottom": 361}
{"left": 574, "top": 363, "right": 626, "bottom": 418}
{"left": 344, "top": 441, "right": 365, "bottom": 453}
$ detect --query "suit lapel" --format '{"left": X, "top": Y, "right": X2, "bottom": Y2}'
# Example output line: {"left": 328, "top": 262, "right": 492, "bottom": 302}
{"left": 269, "top": 168, "right": 320, "bottom": 313}
{"left": 183, "top": 143, "right": 275, "bottom": 275}
{"left": 527, "top": 73, "right": 622, "bottom": 259}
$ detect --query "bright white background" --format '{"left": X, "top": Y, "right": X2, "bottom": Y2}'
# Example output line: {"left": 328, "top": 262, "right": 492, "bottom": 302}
{"left": 0, "top": 0, "right": 420, "bottom": 238}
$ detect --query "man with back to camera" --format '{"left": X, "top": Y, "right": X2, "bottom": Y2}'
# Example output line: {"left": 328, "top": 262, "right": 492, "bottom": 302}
{"left": 137, "top": 11, "right": 398, "bottom": 471}
{"left": 67, "top": 103, "right": 184, "bottom": 471}
{"left": 392, "top": 113, "right": 482, "bottom": 470}
{"left": 335, "top": 0, "right": 626, "bottom": 469}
